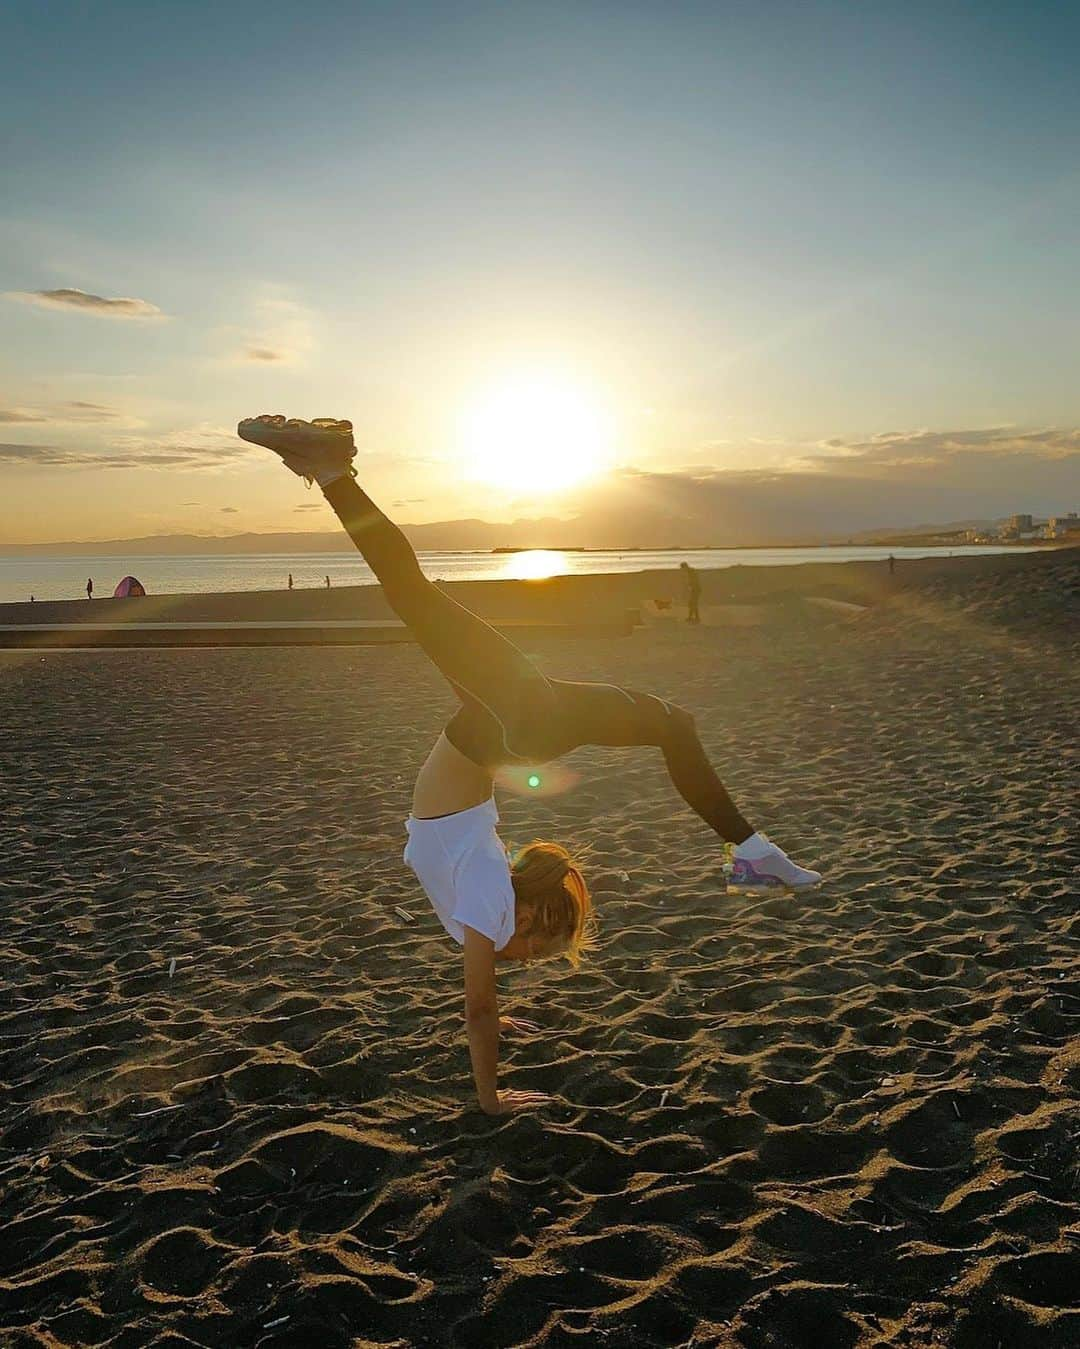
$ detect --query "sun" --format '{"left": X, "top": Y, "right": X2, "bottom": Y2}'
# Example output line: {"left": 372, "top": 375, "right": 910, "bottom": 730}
{"left": 459, "top": 371, "right": 616, "bottom": 493}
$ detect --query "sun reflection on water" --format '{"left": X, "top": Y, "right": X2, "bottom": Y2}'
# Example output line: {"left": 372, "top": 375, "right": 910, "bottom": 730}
{"left": 499, "top": 549, "right": 568, "bottom": 580}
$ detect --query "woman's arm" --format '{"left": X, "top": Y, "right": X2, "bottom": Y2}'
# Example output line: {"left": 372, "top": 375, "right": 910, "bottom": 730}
{"left": 463, "top": 925, "right": 501, "bottom": 1112}
{"left": 462, "top": 926, "right": 549, "bottom": 1115}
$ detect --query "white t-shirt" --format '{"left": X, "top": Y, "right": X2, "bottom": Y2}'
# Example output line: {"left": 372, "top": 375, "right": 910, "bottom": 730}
{"left": 402, "top": 797, "right": 516, "bottom": 951}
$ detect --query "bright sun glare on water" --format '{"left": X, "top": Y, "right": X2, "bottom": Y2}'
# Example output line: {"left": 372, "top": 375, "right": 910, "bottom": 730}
{"left": 460, "top": 372, "right": 615, "bottom": 493}
{"left": 501, "top": 549, "right": 568, "bottom": 580}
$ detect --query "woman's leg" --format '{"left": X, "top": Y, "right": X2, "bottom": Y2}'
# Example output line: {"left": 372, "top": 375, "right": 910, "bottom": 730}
{"left": 322, "top": 476, "right": 556, "bottom": 758}
{"left": 551, "top": 678, "right": 822, "bottom": 887}
{"left": 656, "top": 703, "right": 753, "bottom": 842}
{"left": 550, "top": 679, "right": 754, "bottom": 843}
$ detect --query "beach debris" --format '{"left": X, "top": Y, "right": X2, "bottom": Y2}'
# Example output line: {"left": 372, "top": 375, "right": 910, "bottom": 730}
{"left": 393, "top": 906, "right": 415, "bottom": 924}
{"left": 659, "top": 1090, "right": 669, "bottom": 1108}
{"left": 952, "top": 1099, "right": 962, "bottom": 1119}
{"left": 263, "top": 1315, "right": 290, "bottom": 1330}
{"left": 133, "top": 1104, "right": 183, "bottom": 1119}
{"left": 168, "top": 956, "right": 177, "bottom": 979}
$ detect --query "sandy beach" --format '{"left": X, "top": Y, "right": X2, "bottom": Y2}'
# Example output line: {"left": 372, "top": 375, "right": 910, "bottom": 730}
{"left": 1, "top": 548, "right": 1077, "bottom": 1347}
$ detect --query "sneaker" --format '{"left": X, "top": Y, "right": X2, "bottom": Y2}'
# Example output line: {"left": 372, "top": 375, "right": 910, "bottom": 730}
{"left": 237, "top": 414, "right": 357, "bottom": 486}
{"left": 726, "top": 833, "right": 822, "bottom": 893}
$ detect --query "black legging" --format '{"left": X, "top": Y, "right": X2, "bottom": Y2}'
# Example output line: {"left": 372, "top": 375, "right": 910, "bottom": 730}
{"left": 323, "top": 477, "right": 753, "bottom": 844}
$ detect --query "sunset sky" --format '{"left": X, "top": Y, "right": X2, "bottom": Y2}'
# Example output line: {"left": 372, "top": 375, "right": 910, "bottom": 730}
{"left": 2, "top": 1, "right": 1078, "bottom": 544}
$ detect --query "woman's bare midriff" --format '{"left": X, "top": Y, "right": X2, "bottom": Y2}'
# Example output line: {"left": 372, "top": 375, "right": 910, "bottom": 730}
{"left": 411, "top": 732, "right": 494, "bottom": 819}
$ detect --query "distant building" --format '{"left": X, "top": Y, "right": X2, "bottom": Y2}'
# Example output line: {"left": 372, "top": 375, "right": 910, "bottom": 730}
{"left": 1048, "top": 513, "right": 1080, "bottom": 539}
{"left": 1009, "top": 514, "right": 1034, "bottom": 534}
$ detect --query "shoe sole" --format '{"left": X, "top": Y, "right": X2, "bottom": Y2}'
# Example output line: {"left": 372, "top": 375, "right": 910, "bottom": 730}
{"left": 238, "top": 419, "right": 351, "bottom": 456}
{"left": 726, "top": 879, "right": 822, "bottom": 896}
{"left": 238, "top": 423, "right": 317, "bottom": 455}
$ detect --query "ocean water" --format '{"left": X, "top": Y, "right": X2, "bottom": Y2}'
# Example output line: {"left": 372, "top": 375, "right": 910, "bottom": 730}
{"left": 0, "top": 544, "right": 1039, "bottom": 604}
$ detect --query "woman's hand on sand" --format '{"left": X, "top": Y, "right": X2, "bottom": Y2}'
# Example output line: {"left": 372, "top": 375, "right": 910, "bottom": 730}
{"left": 499, "top": 1015, "right": 540, "bottom": 1034}
{"left": 483, "top": 1088, "right": 552, "bottom": 1115}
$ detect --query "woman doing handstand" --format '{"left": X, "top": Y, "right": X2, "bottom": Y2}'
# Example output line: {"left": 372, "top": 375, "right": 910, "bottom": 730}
{"left": 238, "top": 415, "right": 822, "bottom": 1114}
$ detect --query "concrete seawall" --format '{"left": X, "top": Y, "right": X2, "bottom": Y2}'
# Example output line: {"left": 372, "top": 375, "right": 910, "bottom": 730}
{"left": 1, "top": 548, "right": 1072, "bottom": 647}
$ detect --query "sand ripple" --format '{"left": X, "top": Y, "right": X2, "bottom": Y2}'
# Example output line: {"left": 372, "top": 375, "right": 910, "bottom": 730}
{"left": 1, "top": 557, "right": 1077, "bottom": 1346}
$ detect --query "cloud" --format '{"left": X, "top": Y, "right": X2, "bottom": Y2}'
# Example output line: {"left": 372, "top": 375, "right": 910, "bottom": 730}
{"left": 226, "top": 288, "right": 314, "bottom": 365}
{"left": 4, "top": 288, "right": 166, "bottom": 320}
{"left": 0, "top": 423, "right": 254, "bottom": 471}
{"left": 221, "top": 506, "right": 238, "bottom": 514}
{"left": 0, "top": 442, "right": 72, "bottom": 464}
{"left": 294, "top": 503, "right": 322, "bottom": 511}
{"left": 0, "top": 400, "right": 123, "bottom": 426}
{"left": 0, "top": 408, "right": 47, "bottom": 424}
{"left": 809, "top": 426, "right": 1080, "bottom": 474}
{"left": 567, "top": 425, "right": 1080, "bottom": 542}
{"left": 65, "top": 400, "right": 121, "bottom": 419}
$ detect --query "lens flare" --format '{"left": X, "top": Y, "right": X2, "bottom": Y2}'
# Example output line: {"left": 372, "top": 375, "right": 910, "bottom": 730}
{"left": 496, "top": 762, "right": 580, "bottom": 798}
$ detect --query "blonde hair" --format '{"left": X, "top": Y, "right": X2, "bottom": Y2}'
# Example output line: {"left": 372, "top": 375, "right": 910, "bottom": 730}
{"left": 510, "top": 840, "right": 594, "bottom": 967}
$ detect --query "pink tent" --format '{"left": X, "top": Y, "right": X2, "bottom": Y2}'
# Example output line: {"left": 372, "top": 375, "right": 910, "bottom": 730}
{"left": 113, "top": 576, "right": 147, "bottom": 598}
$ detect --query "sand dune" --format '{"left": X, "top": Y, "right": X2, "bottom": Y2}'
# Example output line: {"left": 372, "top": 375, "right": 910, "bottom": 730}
{"left": 0, "top": 551, "right": 1077, "bottom": 1347}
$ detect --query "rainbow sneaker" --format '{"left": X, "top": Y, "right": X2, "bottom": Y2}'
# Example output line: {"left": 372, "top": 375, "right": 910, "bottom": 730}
{"left": 237, "top": 414, "right": 356, "bottom": 487}
{"left": 725, "top": 833, "right": 822, "bottom": 893}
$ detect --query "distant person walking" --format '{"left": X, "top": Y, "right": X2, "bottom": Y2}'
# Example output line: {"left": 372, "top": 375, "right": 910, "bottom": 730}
{"left": 680, "top": 561, "right": 701, "bottom": 624}
{"left": 325, "top": 575, "right": 331, "bottom": 589}
{"left": 888, "top": 554, "right": 896, "bottom": 575}
{"left": 86, "top": 577, "right": 93, "bottom": 600}
{"left": 287, "top": 573, "right": 294, "bottom": 591}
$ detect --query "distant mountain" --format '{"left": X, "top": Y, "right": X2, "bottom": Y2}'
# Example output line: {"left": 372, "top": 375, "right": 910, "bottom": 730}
{"left": 0, "top": 519, "right": 573, "bottom": 556}
{"left": 1, "top": 514, "right": 1012, "bottom": 556}
{"left": 0, "top": 511, "right": 1027, "bottom": 556}
{"left": 841, "top": 518, "right": 1000, "bottom": 542}
{"left": 0, "top": 531, "right": 354, "bottom": 557}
